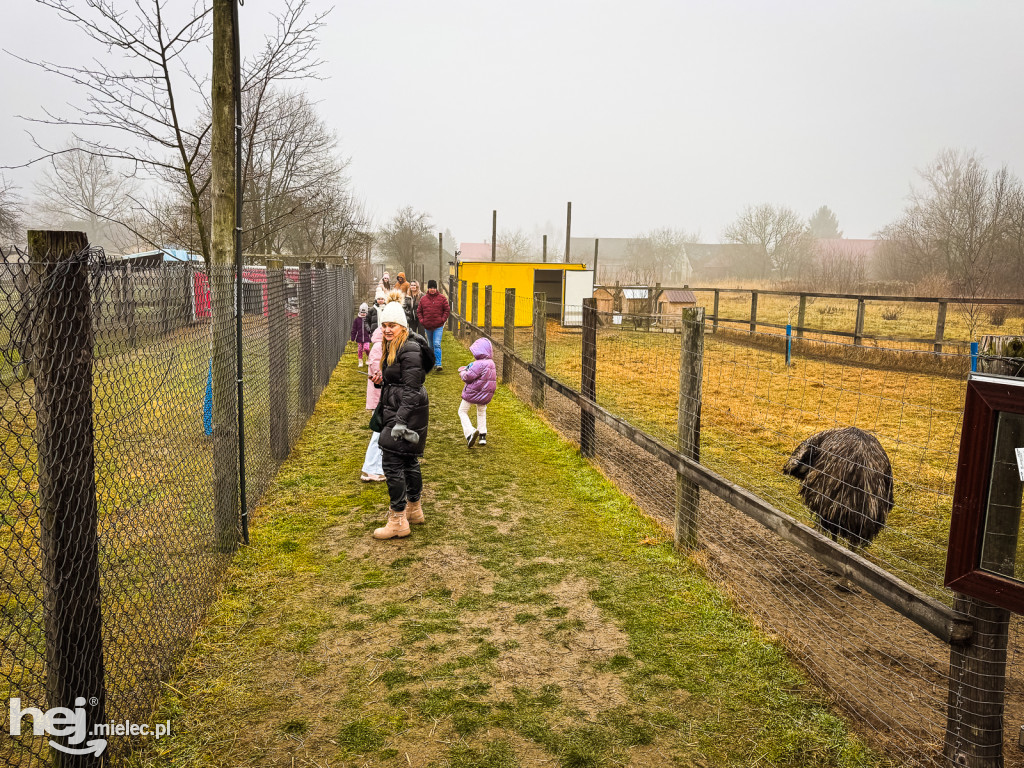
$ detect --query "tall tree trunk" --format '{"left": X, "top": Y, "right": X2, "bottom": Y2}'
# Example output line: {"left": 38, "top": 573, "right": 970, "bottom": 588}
{"left": 211, "top": 0, "right": 239, "bottom": 551}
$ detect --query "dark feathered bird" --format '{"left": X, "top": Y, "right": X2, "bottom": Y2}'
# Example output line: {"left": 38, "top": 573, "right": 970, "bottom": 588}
{"left": 782, "top": 427, "right": 894, "bottom": 549}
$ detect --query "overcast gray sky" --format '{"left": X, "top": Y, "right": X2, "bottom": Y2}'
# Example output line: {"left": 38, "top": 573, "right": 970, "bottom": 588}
{"left": 4, "top": 0, "right": 1024, "bottom": 246}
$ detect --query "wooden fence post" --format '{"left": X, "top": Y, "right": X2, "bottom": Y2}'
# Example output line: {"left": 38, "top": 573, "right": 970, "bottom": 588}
{"left": 749, "top": 291, "right": 758, "bottom": 334}
{"left": 503, "top": 288, "right": 515, "bottom": 385}
{"left": 532, "top": 292, "right": 547, "bottom": 409}
{"left": 581, "top": 298, "right": 597, "bottom": 457}
{"left": 935, "top": 301, "right": 948, "bottom": 353}
{"left": 27, "top": 230, "right": 106, "bottom": 763}
{"left": 675, "top": 306, "right": 704, "bottom": 550}
{"left": 797, "top": 294, "right": 807, "bottom": 339}
{"left": 472, "top": 282, "right": 479, "bottom": 328}
{"left": 944, "top": 596, "right": 1010, "bottom": 768}
{"left": 267, "top": 259, "right": 289, "bottom": 461}
{"left": 299, "top": 262, "right": 314, "bottom": 416}
{"left": 484, "top": 285, "right": 492, "bottom": 336}
{"left": 448, "top": 275, "right": 456, "bottom": 334}
{"left": 460, "top": 280, "right": 467, "bottom": 337}
{"left": 712, "top": 289, "right": 720, "bottom": 334}
{"left": 854, "top": 298, "right": 866, "bottom": 346}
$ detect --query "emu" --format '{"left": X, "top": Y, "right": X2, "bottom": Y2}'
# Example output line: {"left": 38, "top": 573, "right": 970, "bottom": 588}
{"left": 782, "top": 427, "right": 894, "bottom": 549}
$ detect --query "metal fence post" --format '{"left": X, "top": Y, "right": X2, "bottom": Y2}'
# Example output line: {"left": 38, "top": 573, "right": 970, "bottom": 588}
{"left": 935, "top": 301, "right": 948, "bottom": 353}
{"left": 797, "top": 294, "right": 807, "bottom": 339}
{"left": 712, "top": 289, "right": 720, "bottom": 334}
{"left": 581, "top": 298, "right": 597, "bottom": 457}
{"left": 472, "top": 282, "right": 479, "bottom": 328}
{"left": 299, "top": 262, "right": 314, "bottom": 415}
{"left": 27, "top": 230, "right": 106, "bottom": 763}
{"left": 532, "top": 292, "right": 547, "bottom": 409}
{"left": 268, "top": 259, "right": 289, "bottom": 462}
{"left": 749, "top": 290, "right": 758, "bottom": 334}
{"left": 675, "top": 306, "right": 704, "bottom": 550}
{"left": 503, "top": 288, "right": 515, "bottom": 385}
{"left": 484, "top": 285, "right": 492, "bottom": 336}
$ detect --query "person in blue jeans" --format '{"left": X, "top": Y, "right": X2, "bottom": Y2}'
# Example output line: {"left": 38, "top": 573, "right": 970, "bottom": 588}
{"left": 415, "top": 280, "right": 450, "bottom": 372}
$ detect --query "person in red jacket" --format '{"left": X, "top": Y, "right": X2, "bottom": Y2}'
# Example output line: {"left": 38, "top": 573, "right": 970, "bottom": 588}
{"left": 416, "top": 280, "right": 450, "bottom": 371}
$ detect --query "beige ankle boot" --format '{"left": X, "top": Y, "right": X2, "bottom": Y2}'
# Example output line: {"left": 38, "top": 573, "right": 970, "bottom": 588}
{"left": 373, "top": 509, "right": 410, "bottom": 539}
{"left": 405, "top": 498, "right": 424, "bottom": 524}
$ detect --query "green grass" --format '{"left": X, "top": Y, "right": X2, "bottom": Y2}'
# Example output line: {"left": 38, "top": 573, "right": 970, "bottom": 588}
{"left": 122, "top": 333, "right": 885, "bottom": 768}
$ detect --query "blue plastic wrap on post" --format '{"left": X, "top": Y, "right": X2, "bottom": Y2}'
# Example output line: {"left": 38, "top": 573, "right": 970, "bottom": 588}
{"left": 203, "top": 362, "right": 213, "bottom": 435}
{"left": 786, "top": 323, "right": 792, "bottom": 367}
{"left": 971, "top": 341, "right": 979, "bottom": 372}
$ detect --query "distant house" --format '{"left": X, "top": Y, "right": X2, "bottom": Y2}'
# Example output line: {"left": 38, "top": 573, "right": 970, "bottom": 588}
{"left": 122, "top": 247, "right": 204, "bottom": 268}
{"left": 685, "top": 243, "right": 764, "bottom": 282}
{"left": 457, "top": 242, "right": 495, "bottom": 262}
{"left": 568, "top": 237, "right": 693, "bottom": 284}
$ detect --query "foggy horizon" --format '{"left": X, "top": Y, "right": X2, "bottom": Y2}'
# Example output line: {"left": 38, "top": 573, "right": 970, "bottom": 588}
{"left": 3, "top": 0, "right": 1024, "bottom": 248}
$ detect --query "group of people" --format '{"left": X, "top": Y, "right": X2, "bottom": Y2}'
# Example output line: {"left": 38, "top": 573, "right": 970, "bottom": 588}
{"left": 349, "top": 273, "right": 496, "bottom": 540}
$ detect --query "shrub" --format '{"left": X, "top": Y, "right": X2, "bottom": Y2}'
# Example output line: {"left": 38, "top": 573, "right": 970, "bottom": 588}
{"left": 881, "top": 306, "right": 903, "bottom": 321}
{"left": 989, "top": 305, "right": 1008, "bottom": 327}
{"left": 816, "top": 304, "right": 839, "bottom": 316}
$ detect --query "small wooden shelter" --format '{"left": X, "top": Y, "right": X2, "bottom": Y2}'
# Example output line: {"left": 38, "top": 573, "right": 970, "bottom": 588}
{"left": 657, "top": 289, "right": 697, "bottom": 314}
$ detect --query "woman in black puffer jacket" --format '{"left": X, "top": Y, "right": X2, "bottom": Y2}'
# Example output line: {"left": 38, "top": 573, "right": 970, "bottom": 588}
{"left": 372, "top": 300, "right": 435, "bottom": 539}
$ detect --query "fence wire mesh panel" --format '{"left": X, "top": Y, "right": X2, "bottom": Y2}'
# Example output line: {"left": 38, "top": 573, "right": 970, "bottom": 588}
{"left": 0, "top": 245, "right": 351, "bottom": 766}
{"left": 451, "top": 297, "right": 1024, "bottom": 767}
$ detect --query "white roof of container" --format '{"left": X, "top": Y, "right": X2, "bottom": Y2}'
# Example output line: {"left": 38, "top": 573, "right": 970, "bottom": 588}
{"left": 623, "top": 288, "right": 649, "bottom": 300}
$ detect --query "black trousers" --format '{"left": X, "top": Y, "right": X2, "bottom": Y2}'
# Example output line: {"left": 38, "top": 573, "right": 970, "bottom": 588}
{"left": 382, "top": 450, "right": 422, "bottom": 512}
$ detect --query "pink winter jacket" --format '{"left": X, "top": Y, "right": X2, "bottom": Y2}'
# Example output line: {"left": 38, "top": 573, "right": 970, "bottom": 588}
{"left": 365, "top": 327, "right": 384, "bottom": 410}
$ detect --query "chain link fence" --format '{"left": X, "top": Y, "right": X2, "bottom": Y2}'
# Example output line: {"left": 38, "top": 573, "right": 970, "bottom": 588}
{"left": 451, "top": 282, "right": 1024, "bottom": 767}
{"left": 0, "top": 241, "right": 353, "bottom": 766}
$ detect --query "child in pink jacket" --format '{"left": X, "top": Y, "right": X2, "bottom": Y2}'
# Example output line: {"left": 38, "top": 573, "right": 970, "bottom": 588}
{"left": 362, "top": 327, "right": 385, "bottom": 481}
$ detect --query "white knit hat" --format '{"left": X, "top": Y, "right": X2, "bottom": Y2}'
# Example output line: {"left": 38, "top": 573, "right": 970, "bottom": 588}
{"left": 378, "top": 301, "right": 408, "bottom": 328}
{"left": 358, "top": 302, "right": 368, "bottom": 314}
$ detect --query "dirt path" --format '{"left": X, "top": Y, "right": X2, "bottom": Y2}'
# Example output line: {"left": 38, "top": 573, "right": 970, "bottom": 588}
{"left": 126, "top": 338, "right": 883, "bottom": 768}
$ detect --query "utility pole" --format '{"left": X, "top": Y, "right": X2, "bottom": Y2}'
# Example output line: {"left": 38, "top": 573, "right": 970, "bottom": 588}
{"left": 491, "top": 210, "right": 497, "bottom": 262}
{"left": 565, "top": 201, "right": 572, "bottom": 263}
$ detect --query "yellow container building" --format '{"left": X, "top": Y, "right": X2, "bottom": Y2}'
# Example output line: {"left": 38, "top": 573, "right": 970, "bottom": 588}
{"left": 453, "top": 261, "right": 590, "bottom": 327}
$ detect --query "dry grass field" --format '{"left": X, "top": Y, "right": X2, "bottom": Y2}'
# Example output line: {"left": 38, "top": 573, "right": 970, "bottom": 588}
{"left": 698, "top": 290, "right": 1024, "bottom": 350}
{"left": 538, "top": 318, "right": 967, "bottom": 600}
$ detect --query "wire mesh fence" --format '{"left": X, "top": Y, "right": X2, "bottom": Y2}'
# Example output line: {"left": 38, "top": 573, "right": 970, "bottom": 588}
{"left": 453, "top": 290, "right": 1024, "bottom": 767}
{"left": 0, "top": 241, "right": 353, "bottom": 766}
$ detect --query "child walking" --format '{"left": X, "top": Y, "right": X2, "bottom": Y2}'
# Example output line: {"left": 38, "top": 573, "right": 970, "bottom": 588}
{"left": 351, "top": 303, "right": 371, "bottom": 366}
{"left": 458, "top": 337, "right": 497, "bottom": 447}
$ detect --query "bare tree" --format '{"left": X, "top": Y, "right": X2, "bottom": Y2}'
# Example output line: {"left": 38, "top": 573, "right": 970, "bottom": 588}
{"left": 622, "top": 228, "right": 696, "bottom": 284}
{"left": 33, "top": 139, "right": 139, "bottom": 252}
{"left": 288, "top": 182, "right": 369, "bottom": 261}
{"left": 379, "top": 207, "right": 434, "bottom": 275}
{"left": 243, "top": 90, "right": 350, "bottom": 255}
{"left": 724, "top": 204, "right": 812, "bottom": 281}
{"left": 495, "top": 228, "right": 533, "bottom": 262}
{"left": 14, "top": 0, "right": 328, "bottom": 264}
{"left": 809, "top": 240, "right": 866, "bottom": 293}
{"left": 879, "top": 149, "right": 1023, "bottom": 333}
{"left": 0, "top": 177, "right": 21, "bottom": 250}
